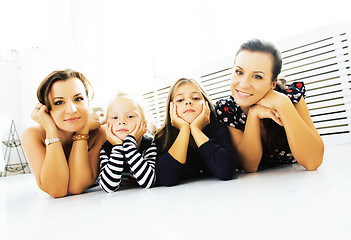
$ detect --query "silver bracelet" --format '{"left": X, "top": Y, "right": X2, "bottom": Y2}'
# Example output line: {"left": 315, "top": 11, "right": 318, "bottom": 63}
{"left": 45, "top": 137, "right": 61, "bottom": 145}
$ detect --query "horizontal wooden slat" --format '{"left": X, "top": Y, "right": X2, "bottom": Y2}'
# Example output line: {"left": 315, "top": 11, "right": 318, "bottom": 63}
{"left": 282, "top": 54, "right": 347, "bottom": 77}
{"left": 281, "top": 41, "right": 346, "bottom": 65}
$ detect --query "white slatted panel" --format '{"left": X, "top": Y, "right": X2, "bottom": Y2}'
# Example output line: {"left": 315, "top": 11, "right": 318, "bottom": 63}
{"left": 278, "top": 26, "right": 351, "bottom": 144}
{"left": 143, "top": 86, "right": 170, "bottom": 128}
{"left": 143, "top": 20, "right": 351, "bottom": 144}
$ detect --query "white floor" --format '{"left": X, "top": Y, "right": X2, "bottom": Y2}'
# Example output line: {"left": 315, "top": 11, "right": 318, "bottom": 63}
{"left": 1, "top": 143, "right": 351, "bottom": 240}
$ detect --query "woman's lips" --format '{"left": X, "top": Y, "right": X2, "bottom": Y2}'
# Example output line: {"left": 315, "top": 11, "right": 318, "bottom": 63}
{"left": 64, "top": 117, "right": 80, "bottom": 122}
{"left": 236, "top": 89, "right": 252, "bottom": 97}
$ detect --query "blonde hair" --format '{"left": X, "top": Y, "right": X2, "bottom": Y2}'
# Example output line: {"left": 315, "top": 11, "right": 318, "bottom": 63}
{"left": 106, "top": 92, "right": 146, "bottom": 121}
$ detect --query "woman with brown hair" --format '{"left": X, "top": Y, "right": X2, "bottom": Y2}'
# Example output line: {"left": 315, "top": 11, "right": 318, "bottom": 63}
{"left": 21, "top": 69, "right": 106, "bottom": 198}
{"left": 215, "top": 39, "right": 324, "bottom": 172}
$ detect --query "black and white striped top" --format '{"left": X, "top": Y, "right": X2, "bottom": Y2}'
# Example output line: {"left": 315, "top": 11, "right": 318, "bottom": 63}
{"left": 98, "top": 135, "right": 157, "bottom": 192}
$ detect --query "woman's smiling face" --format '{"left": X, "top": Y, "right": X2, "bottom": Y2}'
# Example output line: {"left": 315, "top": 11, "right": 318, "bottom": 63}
{"left": 231, "top": 50, "right": 276, "bottom": 110}
{"left": 49, "top": 78, "right": 89, "bottom": 132}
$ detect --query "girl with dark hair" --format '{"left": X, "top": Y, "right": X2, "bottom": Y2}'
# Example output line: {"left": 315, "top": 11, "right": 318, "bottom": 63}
{"left": 21, "top": 69, "right": 106, "bottom": 198}
{"left": 155, "top": 78, "right": 237, "bottom": 186}
{"left": 215, "top": 39, "right": 324, "bottom": 172}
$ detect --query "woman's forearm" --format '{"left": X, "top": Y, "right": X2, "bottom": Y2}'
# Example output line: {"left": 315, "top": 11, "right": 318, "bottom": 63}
{"left": 236, "top": 111, "right": 263, "bottom": 172}
{"left": 40, "top": 144, "right": 70, "bottom": 197}
{"left": 276, "top": 98, "right": 324, "bottom": 170}
{"left": 68, "top": 138, "right": 96, "bottom": 194}
{"left": 38, "top": 127, "right": 69, "bottom": 197}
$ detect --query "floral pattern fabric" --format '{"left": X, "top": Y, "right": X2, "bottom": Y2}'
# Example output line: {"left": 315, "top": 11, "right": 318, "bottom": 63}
{"left": 214, "top": 81, "right": 306, "bottom": 167}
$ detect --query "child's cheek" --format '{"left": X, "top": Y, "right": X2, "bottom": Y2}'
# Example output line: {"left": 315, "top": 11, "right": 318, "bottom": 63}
{"left": 175, "top": 103, "right": 181, "bottom": 116}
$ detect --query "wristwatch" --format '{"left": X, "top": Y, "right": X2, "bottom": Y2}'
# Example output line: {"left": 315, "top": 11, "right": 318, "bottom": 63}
{"left": 45, "top": 137, "right": 61, "bottom": 145}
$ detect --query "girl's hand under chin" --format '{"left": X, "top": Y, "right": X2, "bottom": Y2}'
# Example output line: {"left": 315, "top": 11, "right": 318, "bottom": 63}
{"left": 130, "top": 121, "right": 147, "bottom": 145}
{"left": 106, "top": 122, "right": 123, "bottom": 145}
{"left": 190, "top": 101, "right": 211, "bottom": 131}
{"left": 170, "top": 102, "right": 189, "bottom": 131}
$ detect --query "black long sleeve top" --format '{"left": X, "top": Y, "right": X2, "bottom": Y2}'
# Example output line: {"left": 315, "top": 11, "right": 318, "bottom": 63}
{"left": 155, "top": 122, "right": 237, "bottom": 186}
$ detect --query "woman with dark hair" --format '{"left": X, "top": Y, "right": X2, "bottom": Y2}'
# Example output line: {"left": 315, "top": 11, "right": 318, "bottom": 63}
{"left": 155, "top": 78, "right": 237, "bottom": 186}
{"left": 215, "top": 39, "right": 324, "bottom": 172}
{"left": 21, "top": 69, "right": 106, "bottom": 198}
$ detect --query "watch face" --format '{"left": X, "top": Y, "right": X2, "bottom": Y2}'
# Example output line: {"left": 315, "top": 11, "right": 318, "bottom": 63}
{"left": 45, "top": 138, "right": 60, "bottom": 145}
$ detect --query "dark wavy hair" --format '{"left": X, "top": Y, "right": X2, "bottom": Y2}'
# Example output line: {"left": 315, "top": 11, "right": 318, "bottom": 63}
{"left": 235, "top": 39, "right": 289, "bottom": 157}
{"left": 37, "top": 69, "right": 93, "bottom": 111}
{"left": 155, "top": 78, "right": 217, "bottom": 153}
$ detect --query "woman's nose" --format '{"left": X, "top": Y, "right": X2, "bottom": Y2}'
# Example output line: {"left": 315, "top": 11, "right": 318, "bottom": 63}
{"left": 118, "top": 119, "right": 126, "bottom": 125}
{"left": 66, "top": 101, "right": 77, "bottom": 113}
{"left": 238, "top": 75, "right": 251, "bottom": 88}
{"left": 185, "top": 99, "right": 192, "bottom": 105}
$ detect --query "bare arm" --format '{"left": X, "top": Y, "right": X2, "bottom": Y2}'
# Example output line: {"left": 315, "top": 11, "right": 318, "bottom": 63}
{"left": 168, "top": 102, "right": 191, "bottom": 164}
{"left": 258, "top": 90, "right": 324, "bottom": 170}
{"left": 190, "top": 102, "right": 210, "bottom": 147}
{"left": 228, "top": 104, "right": 281, "bottom": 172}
{"left": 274, "top": 96, "right": 324, "bottom": 170}
{"left": 68, "top": 113, "right": 106, "bottom": 194}
{"left": 21, "top": 105, "right": 70, "bottom": 198}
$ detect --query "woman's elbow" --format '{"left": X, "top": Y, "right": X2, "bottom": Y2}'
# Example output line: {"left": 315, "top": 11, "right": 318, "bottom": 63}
{"left": 243, "top": 166, "right": 258, "bottom": 173}
{"left": 68, "top": 184, "right": 87, "bottom": 195}
{"left": 303, "top": 157, "right": 323, "bottom": 171}
{"left": 44, "top": 187, "right": 68, "bottom": 198}
{"left": 302, "top": 144, "right": 324, "bottom": 171}
{"left": 241, "top": 161, "right": 259, "bottom": 173}
{"left": 38, "top": 183, "right": 67, "bottom": 198}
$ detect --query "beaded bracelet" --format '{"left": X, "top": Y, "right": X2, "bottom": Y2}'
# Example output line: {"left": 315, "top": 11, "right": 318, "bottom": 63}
{"left": 72, "top": 134, "right": 89, "bottom": 141}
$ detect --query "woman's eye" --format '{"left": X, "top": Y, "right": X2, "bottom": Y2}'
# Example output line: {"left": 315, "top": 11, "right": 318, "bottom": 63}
{"left": 176, "top": 99, "right": 184, "bottom": 103}
{"left": 193, "top": 97, "right": 201, "bottom": 100}
{"left": 112, "top": 116, "right": 118, "bottom": 120}
{"left": 75, "top": 96, "right": 84, "bottom": 102}
{"left": 127, "top": 115, "right": 134, "bottom": 118}
{"left": 253, "top": 75, "right": 263, "bottom": 80}
{"left": 235, "top": 70, "right": 243, "bottom": 75}
{"left": 54, "top": 100, "right": 64, "bottom": 105}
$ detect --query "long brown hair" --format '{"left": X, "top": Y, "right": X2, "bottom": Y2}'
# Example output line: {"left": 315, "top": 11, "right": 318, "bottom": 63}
{"left": 37, "top": 69, "right": 93, "bottom": 111}
{"left": 155, "top": 78, "right": 217, "bottom": 153}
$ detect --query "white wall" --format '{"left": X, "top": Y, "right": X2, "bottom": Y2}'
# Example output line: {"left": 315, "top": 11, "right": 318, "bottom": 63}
{"left": 1, "top": 0, "right": 351, "bottom": 136}
{"left": 0, "top": 0, "right": 76, "bottom": 136}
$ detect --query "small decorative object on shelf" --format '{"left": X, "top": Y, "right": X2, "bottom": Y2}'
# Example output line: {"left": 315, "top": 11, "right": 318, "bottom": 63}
{"left": 1, "top": 120, "right": 31, "bottom": 177}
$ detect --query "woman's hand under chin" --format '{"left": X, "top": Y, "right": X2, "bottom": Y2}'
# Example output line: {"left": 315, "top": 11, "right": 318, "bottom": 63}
{"left": 257, "top": 89, "right": 288, "bottom": 110}
{"left": 77, "top": 112, "right": 103, "bottom": 134}
{"left": 31, "top": 103, "right": 57, "bottom": 132}
{"left": 249, "top": 104, "right": 283, "bottom": 126}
